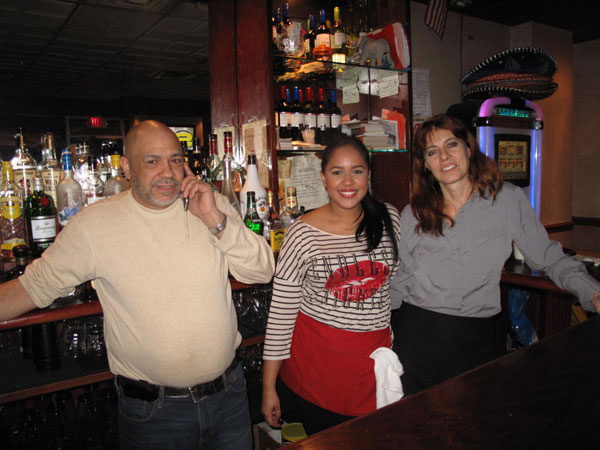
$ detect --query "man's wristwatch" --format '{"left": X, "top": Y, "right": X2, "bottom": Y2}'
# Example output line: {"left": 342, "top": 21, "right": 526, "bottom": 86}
{"left": 208, "top": 215, "right": 227, "bottom": 235}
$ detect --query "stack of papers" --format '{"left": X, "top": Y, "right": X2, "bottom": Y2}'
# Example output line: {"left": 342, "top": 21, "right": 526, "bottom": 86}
{"left": 343, "top": 120, "right": 394, "bottom": 150}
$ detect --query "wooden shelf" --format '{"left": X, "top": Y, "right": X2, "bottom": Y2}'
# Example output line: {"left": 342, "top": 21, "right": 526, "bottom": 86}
{"left": 0, "top": 370, "right": 114, "bottom": 404}
{"left": 0, "top": 300, "right": 102, "bottom": 332}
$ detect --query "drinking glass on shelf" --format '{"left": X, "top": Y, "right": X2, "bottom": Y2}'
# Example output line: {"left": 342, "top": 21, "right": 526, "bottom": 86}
{"left": 84, "top": 318, "right": 105, "bottom": 357}
{"left": 60, "top": 319, "right": 86, "bottom": 359}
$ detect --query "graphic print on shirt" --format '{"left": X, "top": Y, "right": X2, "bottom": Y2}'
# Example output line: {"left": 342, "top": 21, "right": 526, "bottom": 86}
{"left": 314, "top": 248, "right": 394, "bottom": 309}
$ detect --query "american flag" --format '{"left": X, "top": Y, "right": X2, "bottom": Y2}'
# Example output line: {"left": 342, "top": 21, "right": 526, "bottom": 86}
{"left": 424, "top": 0, "right": 448, "bottom": 39}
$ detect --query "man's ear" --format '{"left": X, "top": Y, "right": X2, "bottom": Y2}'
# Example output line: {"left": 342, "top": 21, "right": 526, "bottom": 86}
{"left": 121, "top": 156, "right": 131, "bottom": 180}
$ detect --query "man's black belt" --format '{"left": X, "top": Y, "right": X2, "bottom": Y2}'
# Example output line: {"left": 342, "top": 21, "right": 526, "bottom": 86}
{"left": 116, "top": 357, "right": 239, "bottom": 402}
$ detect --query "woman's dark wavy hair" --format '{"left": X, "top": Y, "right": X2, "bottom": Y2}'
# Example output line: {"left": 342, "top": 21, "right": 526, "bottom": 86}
{"left": 412, "top": 114, "right": 503, "bottom": 236}
{"left": 321, "top": 134, "right": 399, "bottom": 261}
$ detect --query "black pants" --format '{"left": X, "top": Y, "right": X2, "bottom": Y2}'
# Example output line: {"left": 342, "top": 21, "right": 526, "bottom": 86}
{"left": 277, "top": 380, "right": 354, "bottom": 436}
{"left": 392, "top": 303, "right": 498, "bottom": 396}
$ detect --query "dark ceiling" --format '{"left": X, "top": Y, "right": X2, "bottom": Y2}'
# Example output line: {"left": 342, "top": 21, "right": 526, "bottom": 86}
{"left": 0, "top": 0, "right": 210, "bottom": 102}
{"left": 442, "top": 0, "right": 600, "bottom": 44}
{"left": 1, "top": 0, "right": 598, "bottom": 105}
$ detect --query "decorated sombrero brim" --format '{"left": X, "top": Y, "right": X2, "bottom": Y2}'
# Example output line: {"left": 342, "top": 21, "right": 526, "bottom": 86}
{"left": 461, "top": 47, "right": 558, "bottom": 101}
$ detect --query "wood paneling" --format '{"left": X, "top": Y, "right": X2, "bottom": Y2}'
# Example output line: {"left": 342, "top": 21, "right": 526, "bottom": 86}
{"left": 209, "top": 0, "right": 238, "bottom": 130}
{"left": 235, "top": 0, "right": 278, "bottom": 192}
{"left": 370, "top": 151, "right": 411, "bottom": 212}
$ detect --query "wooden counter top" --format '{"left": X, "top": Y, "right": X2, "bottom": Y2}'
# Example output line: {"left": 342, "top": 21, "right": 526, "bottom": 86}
{"left": 286, "top": 315, "right": 600, "bottom": 449}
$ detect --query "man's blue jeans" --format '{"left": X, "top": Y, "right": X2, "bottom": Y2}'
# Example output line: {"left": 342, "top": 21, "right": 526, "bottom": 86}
{"left": 116, "top": 362, "right": 252, "bottom": 450}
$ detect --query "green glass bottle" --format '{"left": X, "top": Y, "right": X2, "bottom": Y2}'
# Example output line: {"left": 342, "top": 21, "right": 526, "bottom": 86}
{"left": 243, "top": 191, "right": 264, "bottom": 236}
{"left": 25, "top": 177, "right": 57, "bottom": 257}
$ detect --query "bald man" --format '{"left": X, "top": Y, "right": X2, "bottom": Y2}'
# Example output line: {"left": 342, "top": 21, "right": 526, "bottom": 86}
{"left": 0, "top": 121, "right": 275, "bottom": 450}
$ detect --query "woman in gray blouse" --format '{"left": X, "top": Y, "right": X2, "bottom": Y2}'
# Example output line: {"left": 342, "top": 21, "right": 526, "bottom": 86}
{"left": 390, "top": 113, "right": 600, "bottom": 395}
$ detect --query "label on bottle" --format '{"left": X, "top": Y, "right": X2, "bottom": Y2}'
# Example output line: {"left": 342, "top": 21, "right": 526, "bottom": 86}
{"left": 2, "top": 237, "right": 26, "bottom": 252}
{"left": 30, "top": 216, "right": 57, "bottom": 241}
{"left": 58, "top": 206, "right": 81, "bottom": 227}
{"left": 331, "top": 113, "right": 342, "bottom": 128}
{"left": 41, "top": 168, "right": 60, "bottom": 205}
{"left": 304, "top": 38, "right": 311, "bottom": 55}
{"left": 334, "top": 31, "right": 345, "bottom": 47}
{"left": 304, "top": 113, "right": 317, "bottom": 129}
{"left": 256, "top": 197, "right": 268, "bottom": 220}
{"left": 280, "top": 111, "right": 292, "bottom": 127}
{"left": 317, "top": 113, "right": 331, "bottom": 129}
{"left": 270, "top": 229, "right": 286, "bottom": 252}
{"left": 13, "top": 169, "right": 37, "bottom": 195}
{"left": 292, "top": 112, "right": 305, "bottom": 127}
{"left": 316, "top": 33, "right": 330, "bottom": 48}
{"left": 1, "top": 197, "right": 21, "bottom": 219}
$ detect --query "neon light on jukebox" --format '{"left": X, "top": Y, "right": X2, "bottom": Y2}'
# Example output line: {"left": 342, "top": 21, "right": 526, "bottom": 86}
{"left": 476, "top": 97, "right": 543, "bottom": 217}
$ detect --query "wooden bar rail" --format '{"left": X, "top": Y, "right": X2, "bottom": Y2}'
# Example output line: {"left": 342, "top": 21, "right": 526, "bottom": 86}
{"left": 0, "top": 277, "right": 253, "bottom": 332}
{"left": 286, "top": 315, "right": 600, "bottom": 449}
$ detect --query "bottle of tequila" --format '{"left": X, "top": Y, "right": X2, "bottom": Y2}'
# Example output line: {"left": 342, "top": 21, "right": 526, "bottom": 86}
{"left": 263, "top": 189, "right": 284, "bottom": 251}
{"left": 11, "top": 128, "right": 38, "bottom": 196}
{"left": 0, "top": 161, "right": 27, "bottom": 259}
{"left": 25, "top": 178, "right": 57, "bottom": 257}
{"left": 39, "top": 133, "right": 61, "bottom": 206}
{"left": 280, "top": 186, "right": 302, "bottom": 229}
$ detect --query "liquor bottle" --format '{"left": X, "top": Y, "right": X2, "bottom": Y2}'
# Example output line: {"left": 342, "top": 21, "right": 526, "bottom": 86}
{"left": 331, "top": 6, "right": 347, "bottom": 59}
{"left": 103, "top": 154, "right": 130, "bottom": 197}
{"left": 39, "top": 133, "right": 61, "bottom": 206}
{"left": 330, "top": 89, "right": 342, "bottom": 130}
{"left": 73, "top": 141, "right": 92, "bottom": 195}
{"left": 98, "top": 141, "right": 113, "bottom": 182}
{"left": 304, "top": 87, "right": 317, "bottom": 131}
{"left": 303, "top": 14, "right": 316, "bottom": 59}
{"left": 11, "top": 128, "right": 38, "bottom": 196}
{"left": 221, "top": 132, "right": 241, "bottom": 216}
{"left": 243, "top": 192, "right": 264, "bottom": 235}
{"left": 85, "top": 158, "right": 105, "bottom": 206}
{"left": 56, "top": 151, "right": 84, "bottom": 229}
{"left": 278, "top": 87, "right": 293, "bottom": 140}
{"left": 316, "top": 87, "right": 331, "bottom": 145}
{"left": 240, "top": 154, "right": 267, "bottom": 220}
{"left": 0, "top": 161, "right": 26, "bottom": 259}
{"left": 315, "top": 9, "right": 332, "bottom": 56}
{"left": 263, "top": 190, "right": 284, "bottom": 251}
{"left": 207, "top": 134, "right": 222, "bottom": 184}
{"left": 189, "top": 138, "right": 204, "bottom": 178}
{"left": 25, "top": 178, "right": 57, "bottom": 257}
{"left": 280, "top": 186, "right": 302, "bottom": 229}
{"left": 4, "top": 244, "right": 28, "bottom": 280}
{"left": 291, "top": 86, "right": 305, "bottom": 141}
{"left": 272, "top": 8, "right": 283, "bottom": 49}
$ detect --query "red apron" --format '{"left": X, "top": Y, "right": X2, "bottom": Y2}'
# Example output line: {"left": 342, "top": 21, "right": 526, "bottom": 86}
{"left": 280, "top": 311, "right": 391, "bottom": 417}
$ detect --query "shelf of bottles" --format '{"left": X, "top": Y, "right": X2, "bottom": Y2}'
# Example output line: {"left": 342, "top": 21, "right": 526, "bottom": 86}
{"left": 272, "top": 1, "right": 411, "bottom": 153}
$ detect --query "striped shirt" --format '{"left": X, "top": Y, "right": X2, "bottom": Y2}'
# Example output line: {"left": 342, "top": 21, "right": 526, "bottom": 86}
{"left": 263, "top": 205, "right": 401, "bottom": 360}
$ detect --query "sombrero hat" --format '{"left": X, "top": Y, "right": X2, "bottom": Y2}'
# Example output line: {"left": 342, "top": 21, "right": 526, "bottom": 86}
{"left": 461, "top": 47, "right": 558, "bottom": 101}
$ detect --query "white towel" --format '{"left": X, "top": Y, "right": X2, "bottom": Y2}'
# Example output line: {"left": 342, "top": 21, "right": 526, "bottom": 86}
{"left": 370, "top": 347, "right": 404, "bottom": 408}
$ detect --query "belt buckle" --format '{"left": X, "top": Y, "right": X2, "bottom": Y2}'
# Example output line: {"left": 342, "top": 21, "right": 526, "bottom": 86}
{"left": 188, "top": 383, "right": 210, "bottom": 403}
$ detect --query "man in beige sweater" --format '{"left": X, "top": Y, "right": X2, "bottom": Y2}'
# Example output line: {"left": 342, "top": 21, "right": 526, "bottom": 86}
{"left": 0, "top": 121, "right": 275, "bottom": 450}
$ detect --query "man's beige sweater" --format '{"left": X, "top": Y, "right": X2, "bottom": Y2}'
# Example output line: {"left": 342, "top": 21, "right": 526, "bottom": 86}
{"left": 20, "top": 190, "right": 274, "bottom": 387}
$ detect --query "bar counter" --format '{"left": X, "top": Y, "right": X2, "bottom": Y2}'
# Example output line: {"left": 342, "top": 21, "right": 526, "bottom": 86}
{"left": 286, "top": 314, "right": 600, "bottom": 449}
